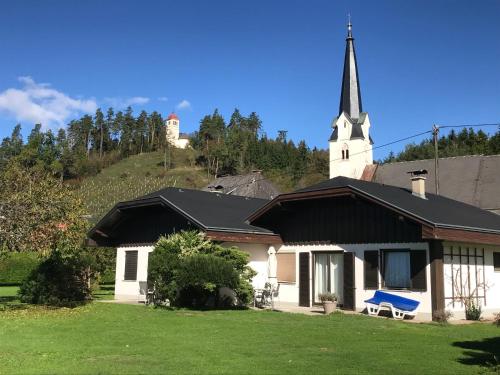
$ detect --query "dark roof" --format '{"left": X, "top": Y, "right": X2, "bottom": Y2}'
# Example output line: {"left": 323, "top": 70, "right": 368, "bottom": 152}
{"left": 179, "top": 133, "right": 190, "bottom": 140}
{"left": 203, "top": 172, "right": 280, "bottom": 200}
{"left": 329, "top": 112, "right": 371, "bottom": 142}
{"left": 129, "top": 187, "right": 273, "bottom": 234}
{"left": 294, "top": 176, "right": 500, "bottom": 234}
{"left": 370, "top": 155, "right": 500, "bottom": 214}
{"left": 339, "top": 22, "right": 362, "bottom": 120}
{"left": 89, "top": 187, "right": 275, "bottom": 245}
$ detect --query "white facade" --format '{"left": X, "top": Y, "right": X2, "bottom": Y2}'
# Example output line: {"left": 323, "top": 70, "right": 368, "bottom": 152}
{"left": 114, "top": 242, "right": 271, "bottom": 301}
{"left": 274, "top": 242, "right": 433, "bottom": 319}
{"left": 329, "top": 112, "right": 373, "bottom": 179}
{"left": 443, "top": 241, "right": 500, "bottom": 320}
{"left": 165, "top": 115, "right": 189, "bottom": 149}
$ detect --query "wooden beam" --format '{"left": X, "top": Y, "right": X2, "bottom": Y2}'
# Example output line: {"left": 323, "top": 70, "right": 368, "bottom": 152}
{"left": 205, "top": 230, "right": 283, "bottom": 244}
{"left": 422, "top": 226, "right": 500, "bottom": 246}
{"left": 428, "top": 239, "right": 445, "bottom": 321}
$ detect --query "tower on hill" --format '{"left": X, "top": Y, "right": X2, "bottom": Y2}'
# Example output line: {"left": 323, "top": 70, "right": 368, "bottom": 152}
{"left": 329, "top": 20, "right": 373, "bottom": 179}
{"left": 165, "top": 113, "right": 190, "bottom": 149}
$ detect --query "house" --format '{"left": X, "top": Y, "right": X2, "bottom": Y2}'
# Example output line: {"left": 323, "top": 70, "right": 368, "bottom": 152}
{"left": 165, "top": 113, "right": 190, "bottom": 149}
{"left": 362, "top": 155, "right": 500, "bottom": 215}
{"left": 89, "top": 174, "right": 500, "bottom": 320}
{"left": 88, "top": 187, "right": 280, "bottom": 300}
{"left": 88, "top": 21, "right": 500, "bottom": 320}
{"left": 203, "top": 171, "right": 281, "bottom": 200}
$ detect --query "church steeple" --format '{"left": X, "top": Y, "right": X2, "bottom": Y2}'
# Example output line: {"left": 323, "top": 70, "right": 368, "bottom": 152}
{"left": 339, "top": 19, "right": 362, "bottom": 120}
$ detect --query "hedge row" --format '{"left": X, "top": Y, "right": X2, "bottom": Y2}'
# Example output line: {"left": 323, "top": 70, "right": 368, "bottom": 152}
{"left": 0, "top": 252, "right": 41, "bottom": 285}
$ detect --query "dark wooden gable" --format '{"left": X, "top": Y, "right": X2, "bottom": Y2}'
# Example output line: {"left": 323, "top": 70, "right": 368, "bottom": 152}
{"left": 252, "top": 195, "right": 422, "bottom": 244}
{"left": 108, "top": 204, "right": 197, "bottom": 245}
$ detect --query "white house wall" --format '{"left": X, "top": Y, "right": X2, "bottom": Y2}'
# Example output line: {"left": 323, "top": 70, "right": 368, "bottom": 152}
{"left": 221, "top": 242, "right": 269, "bottom": 289}
{"left": 115, "top": 245, "right": 154, "bottom": 301}
{"left": 443, "top": 241, "right": 500, "bottom": 319}
{"left": 115, "top": 242, "right": 270, "bottom": 301}
{"left": 276, "top": 242, "right": 433, "bottom": 319}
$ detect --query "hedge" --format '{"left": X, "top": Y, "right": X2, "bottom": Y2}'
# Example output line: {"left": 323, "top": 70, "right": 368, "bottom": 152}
{"left": 0, "top": 252, "right": 41, "bottom": 285}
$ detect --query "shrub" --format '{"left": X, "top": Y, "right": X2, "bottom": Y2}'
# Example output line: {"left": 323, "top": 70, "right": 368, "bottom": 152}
{"left": 148, "top": 231, "right": 256, "bottom": 308}
{"left": 175, "top": 254, "right": 239, "bottom": 308}
{"left": 0, "top": 252, "right": 40, "bottom": 285}
{"left": 18, "top": 252, "right": 92, "bottom": 307}
{"left": 465, "top": 303, "right": 482, "bottom": 321}
{"left": 433, "top": 310, "right": 453, "bottom": 323}
{"left": 494, "top": 312, "right": 500, "bottom": 327}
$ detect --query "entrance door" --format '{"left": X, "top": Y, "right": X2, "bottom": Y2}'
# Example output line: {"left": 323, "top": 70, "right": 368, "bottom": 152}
{"left": 298, "top": 253, "right": 310, "bottom": 307}
{"left": 313, "top": 253, "right": 344, "bottom": 304}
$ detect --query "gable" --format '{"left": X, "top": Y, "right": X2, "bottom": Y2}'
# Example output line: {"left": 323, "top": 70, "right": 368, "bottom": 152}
{"left": 251, "top": 194, "right": 422, "bottom": 244}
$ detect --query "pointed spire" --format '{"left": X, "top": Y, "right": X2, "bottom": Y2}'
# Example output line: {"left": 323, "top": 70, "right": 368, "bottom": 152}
{"left": 339, "top": 18, "right": 362, "bottom": 119}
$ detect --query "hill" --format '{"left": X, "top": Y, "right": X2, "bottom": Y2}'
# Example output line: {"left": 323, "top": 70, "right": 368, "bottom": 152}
{"left": 78, "top": 149, "right": 208, "bottom": 223}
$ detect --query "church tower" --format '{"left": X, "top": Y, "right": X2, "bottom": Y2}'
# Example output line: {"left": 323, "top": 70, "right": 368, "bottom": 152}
{"left": 329, "top": 20, "right": 373, "bottom": 179}
{"left": 166, "top": 113, "right": 180, "bottom": 143}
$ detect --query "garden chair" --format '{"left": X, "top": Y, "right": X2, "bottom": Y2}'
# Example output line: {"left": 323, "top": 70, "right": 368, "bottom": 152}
{"left": 364, "top": 290, "right": 420, "bottom": 320}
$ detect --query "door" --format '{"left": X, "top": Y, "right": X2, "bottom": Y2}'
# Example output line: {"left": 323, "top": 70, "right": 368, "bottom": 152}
{"left": 298, "top": 252, "right": 310, "bottom": 307}
{"left": 343, "top": 252, "right": 356, "bottom": 310}
{"left": 313, "top": 253, "right": 344, "bottom": 304}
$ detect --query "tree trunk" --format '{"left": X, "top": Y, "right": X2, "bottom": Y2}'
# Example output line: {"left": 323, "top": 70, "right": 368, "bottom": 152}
{"left": 99, "top": 123, "right": 104, "bottom": 159}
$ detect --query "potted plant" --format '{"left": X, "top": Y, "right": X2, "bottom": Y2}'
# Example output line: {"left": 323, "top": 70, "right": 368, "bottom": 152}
{"left": 319, "top": 292, "right": 337, "bottom": 314}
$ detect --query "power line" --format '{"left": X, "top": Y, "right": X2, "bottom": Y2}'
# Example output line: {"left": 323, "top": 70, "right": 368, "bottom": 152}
{"left": 329, "top": 129, "right": 433, "bottom": 163}
{"left": 438, "top": 123, "right": 500, "bottom": 129}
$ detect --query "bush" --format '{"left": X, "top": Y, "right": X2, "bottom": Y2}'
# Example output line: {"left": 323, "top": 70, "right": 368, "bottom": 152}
{"left": 318, "top": 292, "right": 337, "bottom": 302}
{"left": 0, "top": 252, "right": 40, "bottom": 285}
{"left": 493, "top": 312, "right": 500, "bottom": 327}
{"left": 465, "top": 303, "right": 482, "bottom": 321}
{"left": 176, "top": 254, "right": 239, "bottom": 308}
{"left": 148, "top": 231, "right": 256, "bottom": 308}
{"left": 18, "top": 252, "right": 92, "bottom": 307}
{"left": 433, "top": 310, "right": 453, "bottom": 323}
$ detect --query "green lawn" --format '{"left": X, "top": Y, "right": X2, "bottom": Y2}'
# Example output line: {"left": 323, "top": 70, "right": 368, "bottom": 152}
{"left": 0, "top": 288, "right": 499, "bottom": 374}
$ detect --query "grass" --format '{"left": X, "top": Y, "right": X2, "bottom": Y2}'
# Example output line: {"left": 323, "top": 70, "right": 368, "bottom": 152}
{"left": 1, "top": 287, "right": 499, "bottom": 374}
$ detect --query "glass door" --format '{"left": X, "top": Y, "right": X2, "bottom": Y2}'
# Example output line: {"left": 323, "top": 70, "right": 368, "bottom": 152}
{"left": 314, "top": 253, "right": 344, "bottom": 304}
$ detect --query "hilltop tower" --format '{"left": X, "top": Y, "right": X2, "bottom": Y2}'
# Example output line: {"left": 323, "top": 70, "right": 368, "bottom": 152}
{"left": 165, "top": 113, "right": 189, "bottom": 149}
{"left": 329, "top": 20, "right": 373, "bottom": 179}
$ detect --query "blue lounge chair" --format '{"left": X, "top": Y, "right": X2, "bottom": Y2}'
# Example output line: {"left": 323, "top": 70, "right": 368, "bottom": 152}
{"left": 364, "top": 290, "right": 420, "bottom": 320}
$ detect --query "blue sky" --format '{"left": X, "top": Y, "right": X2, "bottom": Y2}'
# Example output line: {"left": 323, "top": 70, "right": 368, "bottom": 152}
{"left": 0, "top": 0, "right": 499, "bottom": 159}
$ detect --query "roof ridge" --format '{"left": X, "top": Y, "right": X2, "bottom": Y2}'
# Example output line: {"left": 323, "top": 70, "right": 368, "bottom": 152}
{"left": 380, "top": 154, "right": 500, "bottom": 166}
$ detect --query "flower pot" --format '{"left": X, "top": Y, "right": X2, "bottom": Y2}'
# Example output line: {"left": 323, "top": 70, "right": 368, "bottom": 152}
{"left": 322, "top": 301, "right": 337, "bottom": 315}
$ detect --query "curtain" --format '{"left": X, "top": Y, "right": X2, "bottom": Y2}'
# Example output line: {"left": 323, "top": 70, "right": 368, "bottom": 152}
{"left": 384, "top": 252, "right": 410, "bottom": 288}
{"left": 315, "top": 254, "right": 329, "bottom": 301}
{"left": 330, "top": 254, "right": 344, "bottom": 303}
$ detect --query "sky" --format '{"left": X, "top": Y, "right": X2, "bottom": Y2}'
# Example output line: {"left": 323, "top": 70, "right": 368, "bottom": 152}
{"left": 0, "top": 0, "right": 499, "bottom": 160}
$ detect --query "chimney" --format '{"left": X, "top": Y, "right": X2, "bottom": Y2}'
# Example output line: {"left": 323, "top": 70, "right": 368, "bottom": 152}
{"left": 407, "top": 169, "right": 428, "bottom": 199}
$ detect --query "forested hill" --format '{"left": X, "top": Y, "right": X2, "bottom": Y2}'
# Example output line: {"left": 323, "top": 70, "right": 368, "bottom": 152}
{"left": 1, "top": 106, "right": 498, "bottom": 222}
{"left": 381, "top": 127, "right": 500, "bottom": 163}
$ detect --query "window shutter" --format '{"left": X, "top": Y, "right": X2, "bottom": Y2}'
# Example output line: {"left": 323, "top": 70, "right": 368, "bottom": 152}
{"left": 298, "top": 253, "right": 310, "bottom": 307}
{"left": 276, "top": 253, "right": 296, "bottom": 282}
{"left": 124, "top": 251, "right": 138, "bottom": 281}
{"left": 410, "top": 250, "right": 427, "bottom": 291}
{"left": 343, "top": 252, "right": 356, "bottom": 310}
{"left": 364, "top": 250, "right": 379, "bottom": 289}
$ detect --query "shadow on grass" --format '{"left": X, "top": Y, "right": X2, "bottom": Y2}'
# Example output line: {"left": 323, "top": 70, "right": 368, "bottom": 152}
{"left": 453, "top": 336, "right": 500, "bottom": 370}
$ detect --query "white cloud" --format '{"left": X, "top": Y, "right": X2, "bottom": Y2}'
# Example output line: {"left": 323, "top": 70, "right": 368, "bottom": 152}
{"left": 103, "top": 96, "right": 150, "bottom": 109}
{"left": 176, "top": 99, "right": 191, "bottom": 111}
{"left": 0, "top": 76, "right": 97, "bottom": 128}
{"left": 157, "top": 96, "right": 168, "bottom": 102}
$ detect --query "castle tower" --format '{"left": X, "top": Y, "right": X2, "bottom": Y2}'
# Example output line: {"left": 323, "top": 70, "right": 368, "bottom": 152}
{"left": 329, "top": 20, "right": 373, "bottom": 179}
{"left": 166, "top": 113, "right": 180, "bottom": 143}
{"left": 165, "top": 113, "right": 190, "bottom": 149}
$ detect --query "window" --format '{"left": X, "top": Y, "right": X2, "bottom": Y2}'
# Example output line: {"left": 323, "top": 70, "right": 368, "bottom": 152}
{"left": 383, "top": 250, "right": 411, "bottom": 289}
{"left": 124, "top": 250, "right": 138, "bottom": 281}
{"left": 276, "top": 253, "right": 296, "bottom": 282}
{"left": 342, "top": 144, "right": 349, "bottom": 160}
{"left": 494, "top": 252, "right": 500, "bottom": 272}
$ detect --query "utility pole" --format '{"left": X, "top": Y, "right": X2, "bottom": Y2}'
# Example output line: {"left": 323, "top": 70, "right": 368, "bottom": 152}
{"left": 433, "top": 124, "right": 440, "bottom": 195}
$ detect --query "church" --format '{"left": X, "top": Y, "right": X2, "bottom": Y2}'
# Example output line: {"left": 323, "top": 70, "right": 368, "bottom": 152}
{"left": 89, "top": 22, "right": 500, "bottom": 321}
